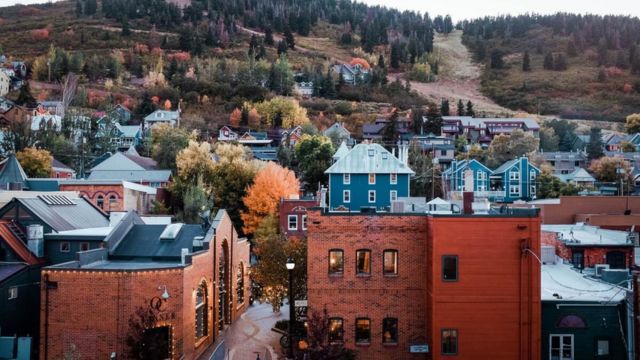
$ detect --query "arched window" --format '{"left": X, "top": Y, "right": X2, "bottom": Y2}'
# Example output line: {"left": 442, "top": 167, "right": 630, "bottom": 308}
{"left": 109, "top": 195, "right": 117, "bottom": 209}
{"left": 237, "top": 263, "right": 244, "bottom": 305}
{"left": 96, "top": 195, "right": 104, "bottom": 209}
{"left": 556, "top": 315, "right": 586, "bottom": 328}
{"left": 195, "top": 281, "right": 208, "bottom": 340}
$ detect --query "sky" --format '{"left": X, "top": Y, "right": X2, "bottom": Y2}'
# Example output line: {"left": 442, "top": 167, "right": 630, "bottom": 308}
{"left": 358, "top": 0, "right": 640, "bottom": 21}
{"left": 1, "top": 0, "right": 639, "bottom": 21}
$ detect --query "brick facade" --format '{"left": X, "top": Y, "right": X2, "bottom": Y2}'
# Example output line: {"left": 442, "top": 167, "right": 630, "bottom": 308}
{"left": 59, "top": 184, "right": 124, "bottom": 212}
{"left": 535, "top": 196, "right": 640, "bottom": 227}
{"left": 307, "top": 210, "right": 540, "bottom": 360}
{"left": 278, "top": 198, "right": 317, "bottom": 240}
{"left": 40, "top": 212, "right": 251, "bottom": 360}
{"left": 541, "top": 231, "right": 634, "bottom": 268}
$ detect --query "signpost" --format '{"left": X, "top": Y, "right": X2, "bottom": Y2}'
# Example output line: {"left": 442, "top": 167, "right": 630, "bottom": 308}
{"left": 294, "top": 300, "right": 308, "bottom": 321}
{"left": 409, "top": 344, "right": 429, "bottom": 353}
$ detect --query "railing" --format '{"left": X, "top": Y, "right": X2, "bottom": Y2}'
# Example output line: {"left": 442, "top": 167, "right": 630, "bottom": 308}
{"left": 449, "top": 190, "right": 504, "bottom": 199}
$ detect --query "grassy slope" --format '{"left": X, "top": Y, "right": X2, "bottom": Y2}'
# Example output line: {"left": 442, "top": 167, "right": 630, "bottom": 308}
{"left": 474, "top": 26, "right": 640, "bottom": 122}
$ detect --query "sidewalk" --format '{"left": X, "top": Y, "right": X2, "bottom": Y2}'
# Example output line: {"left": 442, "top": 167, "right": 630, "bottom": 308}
{"left": 224, "top": 301, "right": 287, "bottom": 360}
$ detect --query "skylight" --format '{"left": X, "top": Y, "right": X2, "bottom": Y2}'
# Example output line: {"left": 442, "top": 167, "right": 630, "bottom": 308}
{"left": 160, "top": 223, "right": 183, "bottom": 240}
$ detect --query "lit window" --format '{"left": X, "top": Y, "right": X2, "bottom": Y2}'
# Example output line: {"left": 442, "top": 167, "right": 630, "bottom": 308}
{"left": 441, "top": 329, "right": 458, "bottom": 355}
{"left": 355, "top": 318, "right": 371, "bottom": 344}
{"left": 368, "top": 190, "right": 376, "bottom": 203}
{"left": 109, "top": 195, "right": 117, "bottom": 208}
{"left": 343, "top": 190, "right": 350, "bottom": 203}
{"left": 328, "top": 318, "right": 344, "bottom": 342}
{"left": 343, "top": 174, "right": 351, "bottom": 184}
{"left": 288, "top": 215, "right": 298, "bottom": 231}
{"left": 8, "top": 287, "right": 17, "bottom": 300}
{"left": 369, "top": 173, "right": 376, "bottom": 184}
{"left": 390, "top": 173, "right": 397, "bottom": 184}
{"left": 390, "top": 190, "right": 398, "bottom": 201}
{"left": 329, "top": 250, "right": 344, "bottom": 275}
{"left": 442, "top": 255, "right": 458, "bottom": 281}
{"left": 383, "top": 250, "right": 398, "bottom": 275}
{"left": 60, "top": 242, "right": 70, "bottom": 253}
{"left": 301, "top": 215, "right": 308, "bottom": 230}
{"left": 356, "top": 250, "right": 371, "bottom": 275}
{"left": 382, "top": 318, "right": 398, "bottom": 344}
{"left": 80, "top": 242, "right": 90, "bottom": 252}
{"left": 195, "top": 281, "right": 208, "bottom": 340}
{"left": 237, "top": 264, "right": 244, "bottom": 305}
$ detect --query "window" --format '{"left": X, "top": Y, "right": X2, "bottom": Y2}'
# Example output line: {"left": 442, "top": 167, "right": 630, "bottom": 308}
{"left": 477, "top": 171, "right": 486, "bottom": 181}
{"left": 390, "top": 190, "right": 398, "bottom": 202}
{"left": 356, "top": 250, "right": 371, "bottom": 275}
{"left": 383, "top": 250, "right": 398, "bottom": 275}
{"left": 509, "top": 185, "right": 520, "bottom": 196}
{"left": 442, "top": 255, "right": 458, "bottom": 281}
{"left": 571, "top": 251, "right": 584, "bottom": 270}
{"left": 509, "top": 169, "right": 520, "bottom": 181}
{"left": 109, "top": 195, "right": 117, "bottom": 209}
{"left": 343, "top": 173, "right": 351, "bottom": 184}
{"left": 440, "top": 150, "right": 447, "bottom": 156}
{"left": 195, "top": 281, "right": 208, "bottom": 341}
{"left": 8, "top": 287, "right": 17, "bottom": 300}
{"left": 288, "top": 215, "right": 298, "bottom": 231}
{"left": 530, "top": 185, "right": 536, "bottom": 197}
{"left": 369, "top": 173, "right": 376, "bottom": 184}
{"left": 368, "top": 190, "right": 376, "bottom": 203}
{"left": 574, "top": 161, "right": 580, "bottom": 167}
{"left": 329, "top": 250, "right": 344, "bottom": 275}
{"left": 530, "top": 169, "right": 536, "bottom": 180}
{"left": 237, "top": 264, "right": 245, "bottom": 305}
{"left": 97, "top": 195, "right": 104, "bottom": 209}
{"left": 596, "top": 339, "right": 610, "bottom": 356}
{"left": 302, "top": 215, "right": 308, "bottom": 230}
{"left": 343, "top": 190, "right": 351, "bottom": 203}
{"left": 390, "top": 173, "right": 397, "bottom": 184}
{"left": 355, "top": 318, "right": 371, "bottom": 344}
{"left": 60, "top": 242, "right": 70, "bottom": 253}
{"left": 441, "top": 329, "right": 458, "bottom": 355}
{"left": 382, "top": 318, "right": 398, "bottom": 344}
{"left": 606, "top": 251, "right": 626, "bottom": 269}
{"left": 328, "top": 318, "right": 344, "bottom": 342}
{"left": 80, "top": 242, "right": 90, "bottom": 252}
{"left": 549, "top": 334, "right": 573, "bottom": 360}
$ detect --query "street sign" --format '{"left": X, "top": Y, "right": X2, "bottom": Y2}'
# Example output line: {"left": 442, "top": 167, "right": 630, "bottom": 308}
{"left": 294, "top": 300, "right": 308, "bottom": 307}
{"left": 410, "top": 345, "right": 429, "bottom": 353}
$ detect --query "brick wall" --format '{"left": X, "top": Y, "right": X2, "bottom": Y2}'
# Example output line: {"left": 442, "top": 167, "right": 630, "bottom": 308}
{"left": 59, "top": 184, "right": 124, "bottom": 212}
{"left": 541, "top": 231, "right": 633, "bottom": 268}
{"left": 538, "top": 196, "right": 640, "bottom": 224}
{"left": 278, "top": 199, "right": 317, "bottom": 240}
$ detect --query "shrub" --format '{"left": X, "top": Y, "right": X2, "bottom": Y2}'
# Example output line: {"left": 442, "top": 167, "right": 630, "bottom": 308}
{"left": 605, "top": 66, "right": 624, "bottom": 77}
{"left": 333, "top": 101, "right": 353, "bottom": 116}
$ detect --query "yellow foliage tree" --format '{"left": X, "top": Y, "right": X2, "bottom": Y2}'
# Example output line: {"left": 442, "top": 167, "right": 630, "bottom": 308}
{"left": 625, "top": 113, "right": 640, "bottom": 134}
{"left": 241, "top": 162, "right": 300, "bottom": 234}
{"left": 176, "top": 140, "right": 215, "bottom": 184}
{"left": 16, "top": 147, "right": 52, "bottom": 178}
{"left": 248, "top": 97, "right": 309, "bottom": 129}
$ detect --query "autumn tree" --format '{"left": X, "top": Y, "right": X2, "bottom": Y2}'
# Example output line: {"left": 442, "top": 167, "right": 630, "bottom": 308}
{"left": 241, "top": 162, "right": 300, "bottom": 234}
{"left": 621, "top": 142, "right": 637, "bottom": 152}
{"left": 229, "top": 108, "right": 242, "bottom": 127}
{"left": 249, "top": 97, "right": 309, "bottom": 129}
{"left": 176, "top": 141, "right": 216, "bottom": 184}
{"left": 305, "top": 307, "right": 357, "bottom": 360}
{"left": 486, "top": 129, "right": 539, "bottom": 167}
{"left": 625, "top": 113, "right": 640, "bottom": 134}
{"left": 589, "top": 156, "right": 634, "bottom": 194}
{"left": 539, "top": 127, "right": 560, "bottom": 152}
{"left": 295, "top": 135, "right": 334, "bottom": 192}
{"left": 150, "top": 124, "right": 190, "bottom": 171}
{"left": 16, "top": 147, "right": 52, "bottom": 178}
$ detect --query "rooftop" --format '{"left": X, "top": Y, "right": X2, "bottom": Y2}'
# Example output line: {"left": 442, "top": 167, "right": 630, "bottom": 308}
{"left": 542, "top": 224, "right": 634, "bottom": 246}
{"left": 541, "top": 263, "right": 627, "bottom": 302}
{"left": 442, "top": 116, "right": 539, "bottom": 130}
{"left": 325, "top": 143, "right": 414, "bottom": 175}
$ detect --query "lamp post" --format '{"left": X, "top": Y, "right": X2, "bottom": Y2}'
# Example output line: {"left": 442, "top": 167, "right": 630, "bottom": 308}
{"left": 286, "top": 257, "right": 296, "bottom": 360}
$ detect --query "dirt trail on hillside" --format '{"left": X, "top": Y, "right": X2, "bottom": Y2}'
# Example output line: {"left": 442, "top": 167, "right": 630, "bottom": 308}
{"left": 394, "top": 30, "right": 513, "bottom": 116}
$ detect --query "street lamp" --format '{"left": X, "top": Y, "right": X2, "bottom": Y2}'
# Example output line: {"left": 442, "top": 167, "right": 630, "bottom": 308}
{"left": 286, "top": 257, "right": 295, "bottom": 359}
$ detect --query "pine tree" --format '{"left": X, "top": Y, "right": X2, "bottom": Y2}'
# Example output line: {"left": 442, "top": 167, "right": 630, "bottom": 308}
{"left": 441, "top": 99, "right": 450, "bottom": 116}
{"left": 15, "top": 82, "right": 36, "bottom": 108}
{"left": 121, "top": 16, "right": 131, "bottom": 36}
{"left": 277, "top": 40, "right": 288, "bottom": 55}
{"left": 284, "top": 27, "right": 295, "bottom": 50}
{"left": 378, "top": 54, "right": 386, "bottom": 69}
{"left": 390, "top": 42, "right": 401, "bottom": 69}
{"left": 490, "top": 49, "right": 504, "bottom": 69}
{"left": 322, "top": 69, "right": 336, "bottom": 99}
{"left": 587, "top": 127, "right": 604, "bottom": 160}
{"left": 382, "top": 110, "right": 400, "bottom": 149}
{"left": 75, "top": 0, "right": 83, "bottom": 17}
{"left": 411, "top": 107, "right": 424, "bottom": 134}
{"left": 424, "top": 105, "right": 443, "bottom": 135}
{"left": 443, "top": 15, "right": 453, "bottom": 34}
{"left": 553, "top": 53, "right": 567, "bottom": 71}
{"left": 522, "top": 51, "right": 531, "bottom": 71}
{"left": 543, "top": 52, "right": 554, "bottom": 70}
{"left": 457, "top": 99, "right": 465, "bottom": 116}
{"left": 85, "top": 0, "right": 97, "bottom": 15}
{"left": 465, "top": 101, "right": 475, "bottom": 117}
{"left": 264, "top": 27, "right": 274, "bottom": 46}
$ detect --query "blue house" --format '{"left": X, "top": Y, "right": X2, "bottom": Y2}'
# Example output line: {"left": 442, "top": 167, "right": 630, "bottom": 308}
{"left": 491, "top": 157, "right": 540, "bottom": 202}
{"left": 325, "top": 143, "right": 414, "bottom": 212}
{"left": 444, "top": 159, "right": 493, "bottom": 193}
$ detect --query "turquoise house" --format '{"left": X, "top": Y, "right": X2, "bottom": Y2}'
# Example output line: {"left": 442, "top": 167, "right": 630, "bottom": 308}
{"left": 325, "top": 143, "right": 414, "bottom": 212}
{"left": 444, "top": 159, "right": 493, "bottom": 192}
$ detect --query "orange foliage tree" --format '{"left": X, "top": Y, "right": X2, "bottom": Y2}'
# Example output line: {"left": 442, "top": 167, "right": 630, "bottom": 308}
{"left": 164, "top": 99, "right": 172, "bottom": 110}
{"left": 248, "top": 108, "right": 260, "bottom": 128}
{"left": 241, "top": 162, "right": 300, "bottom": 234}
{"left": 229, "top": 108, "right": 242, "bottom": 127}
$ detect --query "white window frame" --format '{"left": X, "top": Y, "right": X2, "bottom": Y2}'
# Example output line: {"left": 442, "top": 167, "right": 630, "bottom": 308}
{"left": 369, "top": 173, "right": 376, "bottom": 185}
{"left": 8, "top": 286, "right": 17, "bottom": 300}
{"left": 343, "top": 173, "right": 351, "bottom": 185}
{"left": 390, "top": 190, "right": 398, "bottom": 201}
{"left": 368, "top": 190, "right": 376, "bottom": 203}
{"left": 549, "top": 334, "right": 574, "bottom": 360}
{"left": 302, "top": 215, "right": 308, "bottom": 230}
{"left": 343, "top": 190, "right": 351, "bottom": 203}
{"left": 477, "top": 171, "right": 486, "bottom": 181}
{"left": 509, "top": 185, "right": 520, "bottom": 196}
{"left": 288, "top": 215, "right": 298, "bottom": 231}
{"left": 530, "top": 185, "right": 537, "bottom": 197}
{"left": 390, "top": 173, "right": 397, "bottom": 185}
{"left": 530, "top": 169, "right": 536, "bottom": 180}
{"left": 509, "top": 169, "right": 520, "bottom": 181}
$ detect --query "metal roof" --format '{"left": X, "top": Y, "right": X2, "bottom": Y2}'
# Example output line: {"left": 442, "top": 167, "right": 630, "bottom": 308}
{"left": 0, "top": 263, "right": 28, "bottom": 284}
{"left": 88, "top": 170, "right": 171, "bottom": 183}
{"left": 144, "top": 110, "right": 179, "bottom": 122}
{"left": 111, "top": 224, "right": 205, "bottom": 259}
{"left": 17, "top": 197, "right": 109, "bottom": 231}
{"left": 325, "top": 143, "right": 414, "bottom": 174}
{"left": 0, "top": 154, "right": 28, "bottom": 189}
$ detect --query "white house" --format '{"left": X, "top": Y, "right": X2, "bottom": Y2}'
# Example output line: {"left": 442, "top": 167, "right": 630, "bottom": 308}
{"left": 144, "top": 110, "right": 180, "bottom": 128}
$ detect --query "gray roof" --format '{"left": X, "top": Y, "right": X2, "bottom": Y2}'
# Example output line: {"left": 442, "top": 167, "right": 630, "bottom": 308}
{"left": 88, "top": 170, "right": 171, "bottom": 183}
{"left": 144, "top": 110, "right": 179, "bottom": 122}
{"left": 0, "top": 263, "right": 27, "bottom": 284}
{"left": 333, "top": 141, "right": 349, "bottom": 160}
{"left": 91, "top": 152, "right": 145, "bottom": 172}
{"left": 112, "top": 224, "right": 205, "bottom": 259}
{"left": 324, "top": 122, "right": 351, "bottom": 137}
{"left": 555, "top": 168, "right": 596, "bottom": 183}
{"left": 16, "top": 197, "right": 109, "bottom": 231}
{"left": 325, "top": 143, "right": 414, "bottom": 174}
{"left": 0, "top": 154, "right": 29, "bottom": 189}
{"left": 115, "top": 123, "right": 141, "bottom": 138}
{"left": 493, "top": 158, "right": 521, "bottom": 174}
{"left": 442, "top": 116, "right": 539, "bottom": 130}
{"left": 541, "top": 152, "right": 586, "bottom": 161}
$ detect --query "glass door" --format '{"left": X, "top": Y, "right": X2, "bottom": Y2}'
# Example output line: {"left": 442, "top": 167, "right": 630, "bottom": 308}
{"left": 550, "top": 334, "right": 573, "bottom": 360}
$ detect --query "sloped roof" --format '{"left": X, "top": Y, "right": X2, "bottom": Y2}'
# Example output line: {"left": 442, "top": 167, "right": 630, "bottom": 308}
{"left": 333, "top": 141, "right": 350, "bottom": 161}
{"left": 541, "top": 263, "right": 627, "bottom": 302}
{"left": 115, "top": 123, "right": 141, "bottom": 138}
{"left": 15, "top": 196, "right": 109, "bottom": 231}
{"left": 493, "top": 158, "right": 520, "bottom": 174}
{"left": 0, "top": 263, "right": 28, "bottom": 284}
{"left": 442, "top": 116, "right": 539, "bottom": 130}
{"left": 144, "top": 110, "right": 179, "bottom": 122}
{"left": 0, "top": 154, "right": 28, "bottom": 189}
{"left": 324, "top": 122, "right": 351, "bottom": 137}
{"left": 555, "top": 168, "right": 596, "bottom": 183}
{"left": 52, "top": 158, "right": 74, "bottom": 172}
{"left": 90, "top": 152, "right": 158, "bottom": 172}
{"left": 325, "top": 143, "right": 414, "bottom": 174}
{"left": 111, "top": 223, "right": 205, "bottom": 259}
{"left": 88, "top": 170, "right": 171, "bottom": 183}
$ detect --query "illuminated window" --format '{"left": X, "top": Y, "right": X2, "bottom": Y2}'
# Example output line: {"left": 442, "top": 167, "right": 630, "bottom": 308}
{"left": 369, "top": 173, "right": 376, "bottom": 184}
{"left": 441, "top": 329, "right": 458, "bottom": 355}
{"left": 328, "top": 318, "right": 344, "bottom": 342}
{"left": 328, "top": 249, "right": 344, "bottom": 275}
{"left": 195, "top": 281, "right": 208, "bottom": 341}
{"left": 356, "top": 250, "right": 371, "bottom": 275}
{"left": 442, "top": 255, "right": 458, "bottom": 281}
{"left": 109, "top": 195, "right": 117, "bottom": 208}
{"left": 8, "top": 287, "right": 17, "bottom": 300}
{"left": 355, "top": 318, "right": 371, "bottom": 344}
{"left": 383, "top": 250, "right": 398, "bottom": 275}
{"left": 237, "top": 263, "right": 245, "bottom": 305}
{"left": 382, "top": 318, "right": 398, "bottom": 344}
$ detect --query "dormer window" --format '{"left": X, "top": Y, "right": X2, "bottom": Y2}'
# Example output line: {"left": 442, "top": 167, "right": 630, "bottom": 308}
{"left": 390, "top": 173, "right": 397, "bottom": 184}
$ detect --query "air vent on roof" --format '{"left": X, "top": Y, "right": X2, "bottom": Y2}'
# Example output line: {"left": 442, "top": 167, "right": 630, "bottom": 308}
{"left": 38, "top": 195, "right": 76, "bottom": 206}
{"left": 160, "top": 223, "right": 183, "bottom": 240}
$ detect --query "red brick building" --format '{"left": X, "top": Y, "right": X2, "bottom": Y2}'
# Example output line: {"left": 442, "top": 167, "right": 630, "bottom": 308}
{"left": 530, "top": 196, "right": 640, "bottom": 230}
{"left": 59, "top": 180, "right": 157, "bottom": 214}
{"left": 39, "top": 210, "right": 250, "bottom": 360}
{"left": 278, "top": 197, "right": 318, "bottom": 240}
{"left": 307, "top": 209, "right": 541, "bottom": 360}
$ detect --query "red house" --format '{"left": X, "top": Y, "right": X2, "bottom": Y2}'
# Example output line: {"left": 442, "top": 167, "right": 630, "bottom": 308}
{"left": 278, "top": 197, "right": 318, "bottom": 240}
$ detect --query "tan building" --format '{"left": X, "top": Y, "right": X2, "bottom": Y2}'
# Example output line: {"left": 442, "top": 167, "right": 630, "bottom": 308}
{"left": 0, "top": 71, "right": 10, "bottom": 97}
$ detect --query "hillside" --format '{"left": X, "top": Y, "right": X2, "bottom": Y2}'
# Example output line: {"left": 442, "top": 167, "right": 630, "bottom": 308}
{"left": 462, "top": 14, "right": 640, "bottom": 122}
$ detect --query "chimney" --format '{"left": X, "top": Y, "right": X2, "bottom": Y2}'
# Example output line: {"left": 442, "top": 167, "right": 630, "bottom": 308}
{"left": 320, "top": 186, "right": 328, "bottom": 208}
{"left": 463, "top": 192, "right": 474, "bottom": 215}
{"left": 181, "top": 248, "right": 189, "bottom": 265}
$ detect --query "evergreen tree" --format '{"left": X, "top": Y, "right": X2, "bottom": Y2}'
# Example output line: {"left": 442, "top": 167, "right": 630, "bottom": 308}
{"left": 256, "top": 44, "right": 267, "bottom": 61}
{"left": 553, "top": 53, "right": 568, "bottom": 71}
{"left": 15, "top": 82, "right": 36, "bottom": 108}
{"left": 121, "top": 16, "right": 131, "bottom": 36}
{"left": 457, "top": 99, "right": 465, "bottom": 116}
{"left": 567, "top": 41, "right": 577, "bottom": 57}
{"left": 443, "top": 15, "right": 453, "bottom": 34}
{"left": 75, "top": 0, "right": 83, "bottom": 17}
{"left": 381, "top": 110, "right": 400, "bottom": 149}
{"left": 322, "top": 69, "right": 336, "bottom": 99}
{"left": 543, "top": 52, "right": 554, "bottom": 70}
{"left": 85, "top": 0, "right": 97, "bottom": 15}
{"left": 424, "top": 105, "right": 443, "bottom": 135}
{"left": 441, "top": 99, "right": 450, "bottom": 116}
{"left": 465, "top": 101, "right": 475, "bottom": 117}
{"left": 560, "top": 132, "right": 575, "bottom": 152}
{"left": 264, "top": 27, "right": 274, "bottom": 46}
{"left": 490, "top": 49, "right": 504, "bottom": 69}
{"left": 411, "top": 107, "right": 424, "bottom": 134}
{"left": 277, "top": 40, "right": 288, "bottom": 55}
{"left": 587, "top": 127, "right": 604, "bottom": 160}
{"left": 390, "top": 42, "right": 401, "bottom": 69}
{"left": 284, "top": 27, "right": 295, "bottom": 50}
{"left": 522, "top": 51, "right": 531, "bottom": 71}
{"left": 378, "top": 54, "right": 386, "bottom": 69}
